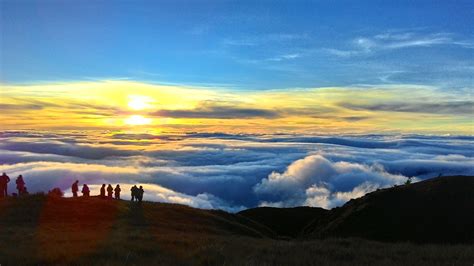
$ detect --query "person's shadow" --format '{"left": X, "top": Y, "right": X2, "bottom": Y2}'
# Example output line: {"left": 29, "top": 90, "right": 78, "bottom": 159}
{"left": 128, "top": 202, "right": 148, "bottom": 227}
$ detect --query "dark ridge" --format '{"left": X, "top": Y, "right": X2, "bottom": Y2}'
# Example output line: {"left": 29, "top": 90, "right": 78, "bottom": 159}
{"left": 238, "top": 206, "right": 328, "bottom": 238}
{"left": 303, "top": 175, "right": 474, "bottom": 243}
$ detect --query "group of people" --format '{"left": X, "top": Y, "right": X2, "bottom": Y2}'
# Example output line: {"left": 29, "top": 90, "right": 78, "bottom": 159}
{"left": 130, "top": 185, "right": 145, "bottom": 202}
{"left": 71, "top": 181, "right": 124, "bottom": 199}
{"left": 71, "top": 181, "right": 144, "bottom": 201}
{"left": 71, "top": 180, "right": 92, "bottom": 198}
{"left": 0, "top": 173, "right": 29, "bottom": 198}
{"left": 0, "top": 173, "right": 145, "bottom": 202}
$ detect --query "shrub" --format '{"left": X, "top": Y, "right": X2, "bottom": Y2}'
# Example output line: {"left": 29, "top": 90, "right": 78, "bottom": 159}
{"left": 48, "top": 187, "right": 64, "bottom": 197}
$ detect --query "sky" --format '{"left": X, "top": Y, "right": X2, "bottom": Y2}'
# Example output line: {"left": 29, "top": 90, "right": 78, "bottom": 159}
{"left": 0, "top": 0, "right": 473, "bottom": 89}
{"left": 0, "top": 1, "right": 473, "bottom": 210}
{"left": 0, "top": 0, "right": 473, "bottom": 134}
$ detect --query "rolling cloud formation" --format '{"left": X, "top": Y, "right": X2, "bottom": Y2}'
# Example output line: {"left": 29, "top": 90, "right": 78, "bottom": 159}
{"left": 0, "top": 131, "right": 473, "bottom": 211}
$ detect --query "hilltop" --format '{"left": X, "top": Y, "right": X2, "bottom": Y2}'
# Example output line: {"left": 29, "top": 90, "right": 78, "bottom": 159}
{"left": 303, "top": 175, "right": 474, "bottom": 243}
{"left": 0, "top": 175, "right": 473, "bottom": 265}
{"left": 241, "top": 175, "right": 474, "bottom": 243}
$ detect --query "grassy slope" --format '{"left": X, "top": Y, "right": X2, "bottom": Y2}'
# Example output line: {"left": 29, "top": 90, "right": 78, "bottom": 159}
{"left": 304, "top": 176, "right": 474, "bottom": 243}
{"left": 0, "top": 177, "right": 473, "bottom": 265}
{"left": 0, "top": 195, "right": 273, "bottom": 265}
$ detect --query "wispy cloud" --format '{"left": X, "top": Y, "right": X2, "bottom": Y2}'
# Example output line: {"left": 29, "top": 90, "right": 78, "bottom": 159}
{"left": 266, "top": 53, "right": 301, "bottom": 62}
{"left": 151, "top": 102, "right": 281, "bottom": 119}
{"left": 222, "top": 33, "right": 308, "bottom": 47}
{"left": 340, "top": 101, "right": 474, "bottom": 115}
{"left": 326, "top": 31, "right": 474, "bottom": 57}
{"left": 0, "top": 103, "right": 44, "bottom": 111}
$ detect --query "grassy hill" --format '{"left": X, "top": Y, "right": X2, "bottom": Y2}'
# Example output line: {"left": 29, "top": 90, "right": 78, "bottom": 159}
{"left": 0, "top": 176, "right": 473, "bottom": 265}
{"left": 303, "top": 175, "right": 474, "bottom": 243}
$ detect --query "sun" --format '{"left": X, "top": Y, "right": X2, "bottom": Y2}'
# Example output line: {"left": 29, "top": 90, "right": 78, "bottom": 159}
{"left": 128, "top": 95, "right": 154, "bottom": 110}
{"left": 125, "top": 115, "right": 152, "bottom": 125}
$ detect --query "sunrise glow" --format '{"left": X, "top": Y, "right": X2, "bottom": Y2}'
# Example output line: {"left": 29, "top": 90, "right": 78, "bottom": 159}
{"left": 124, "top": 115, "right": 152, "bottom": 126}
{"left": 127, "top": 95, "right": 155, "bottom": 110}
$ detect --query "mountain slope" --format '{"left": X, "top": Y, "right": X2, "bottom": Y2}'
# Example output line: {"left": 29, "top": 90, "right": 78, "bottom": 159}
{"left": 0, "top": 195, "right": 276, "bottom": 264}
{"left": 303, "top": 175, "right": 474, "bottom": 243}
{"left": 1, "top": 176, "right": 474, "bottom": 264}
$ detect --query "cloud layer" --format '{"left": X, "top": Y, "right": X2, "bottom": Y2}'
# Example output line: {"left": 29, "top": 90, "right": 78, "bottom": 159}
{"left": 1, "top": 131, "right": 473, "bottom": 211}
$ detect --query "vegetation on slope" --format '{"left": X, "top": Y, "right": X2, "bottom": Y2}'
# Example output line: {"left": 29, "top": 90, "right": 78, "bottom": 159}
{"left": 239, "top": 206, "right": 328, "bottom": 238}
{"left": 303, "top": 175, "right": 474, "bottom": 243}
{"left": 1, "top": 175, "right": 473, "bottom": 265}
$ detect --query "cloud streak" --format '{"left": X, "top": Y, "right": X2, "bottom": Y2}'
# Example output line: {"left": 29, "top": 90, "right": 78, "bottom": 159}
{"left": 340, "top": 101, "right": 473, "bottom": 115}
{"left": 151, "top": 102, "right": 280, "bottom": 119}
{"left": 326, "top": 31, "right": 474, "bottom": 57}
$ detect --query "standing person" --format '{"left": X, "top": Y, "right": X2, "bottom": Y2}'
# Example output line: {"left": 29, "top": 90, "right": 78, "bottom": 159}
{"left": 16, "top": 175, "right": 26, "bottom": 195}
{"left": 107, "top": 184, "right": 113, "bottom": 199}
{"left": 100, "top": 184, "right": 106, "bottom": 198}
{"left": 82, "top": 184, "right": 90, "bottom": 197}
{"left": 0, "top": 173, "right": 11, "bottom": 197}
{"left": 71, "top": 180, "right": 79, "bottom": 198}
{"left": 0, "top": 174, "right": 4, "bottom": 198}
{"left": 114, "top": 184, "right": 121, "bottom": 200}
{"left": 130, "top": 185, "right": 138, "bottom": 201}
{"left": 137, "top": 186, "right": 144, "bottom": 202}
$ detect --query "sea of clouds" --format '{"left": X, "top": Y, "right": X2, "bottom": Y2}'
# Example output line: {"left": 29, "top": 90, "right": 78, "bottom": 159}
{"left": 1, "top": 131, "right": 473, "bottom": 212}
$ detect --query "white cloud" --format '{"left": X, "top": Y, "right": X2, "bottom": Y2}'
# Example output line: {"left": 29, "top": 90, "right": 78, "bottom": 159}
{"left": 254, "top": 154, "right": 406, "bottom": 208}
{"left": 267, "top": 53, "right": 301, "bottom": 62}
{"left": 326, "top": 31, "right": 474, "bottom": 57}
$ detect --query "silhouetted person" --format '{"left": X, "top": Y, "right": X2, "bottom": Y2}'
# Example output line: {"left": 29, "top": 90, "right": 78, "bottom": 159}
{"left": 0, "top": 173, "right": 10, "bottom": 197}
{"left": 114, "top": 184, "right": 121, "bottom": 199}
{"left": 71, "top": 180, "right": 79, "bottom": 198}
{"left": 137, "top": 186, "right": 144, "bottom": 202}
{"left": 107, "top": 184, "right": 113, "bottom": 199}
{"left": 131, "top": 185, "right": 138, "bottom": 201}
{"left": 82, "top": 184, "right": 90, "bottom": 197}
{"left": 16, "top": 175, "right": 26, "bottom": 195}
{"left": 100, "top": 184, "right": 106, "bottom": 198}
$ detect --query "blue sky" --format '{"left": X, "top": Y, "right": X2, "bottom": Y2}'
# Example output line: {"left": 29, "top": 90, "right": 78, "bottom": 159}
{"left": 1, "top": 0, "right": 473, "bottom": 89}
